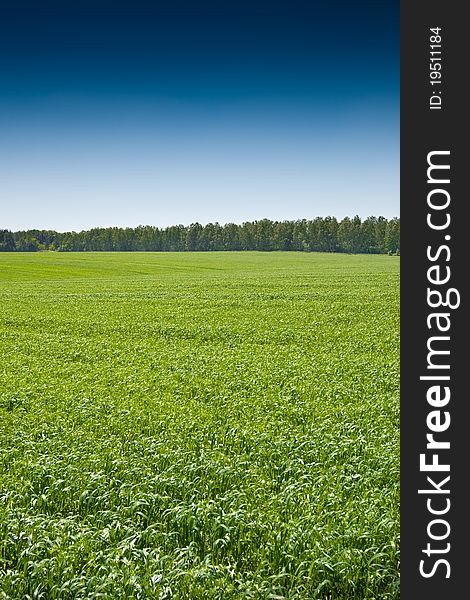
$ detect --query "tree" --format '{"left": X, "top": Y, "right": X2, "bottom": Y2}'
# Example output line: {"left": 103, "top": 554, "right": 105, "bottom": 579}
{"left": 186, "top": 223, "right": 203, "bottom": 251}
{"left": 5, "top": 217, "right": 400, "bottom": 254}
{"left": 385, "top": 218, "right": 400, "bottom": 254}
{"left": 14, "top": 232, "right": 40, "bottom": 252}
{"left": 0, "top": 230, "right": 16, "bottom": 251}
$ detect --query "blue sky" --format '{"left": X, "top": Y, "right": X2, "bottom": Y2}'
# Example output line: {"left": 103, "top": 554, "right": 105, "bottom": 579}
{"left": 0, "top": 0, "right": 399, "bottom": 231}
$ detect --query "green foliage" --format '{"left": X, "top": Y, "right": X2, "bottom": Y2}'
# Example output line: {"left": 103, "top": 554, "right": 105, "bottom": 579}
{"left": 0, "top": 230, "right": 16, "bottom": 252}
{"left": 6, "top": 217, "right": 400, "bottom": 254}
{"left": 0, "top": 252, "right": 399, "bottom": 598}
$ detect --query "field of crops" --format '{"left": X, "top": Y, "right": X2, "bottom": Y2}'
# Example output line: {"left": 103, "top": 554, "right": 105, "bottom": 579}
{"left": 0, "top": 251, "right": 399, "bottom": 599}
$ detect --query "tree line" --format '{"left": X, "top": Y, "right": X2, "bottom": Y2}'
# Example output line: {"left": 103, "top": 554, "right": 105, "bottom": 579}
{"left": 0, "top": 216, "right": 400, "bottom": 254}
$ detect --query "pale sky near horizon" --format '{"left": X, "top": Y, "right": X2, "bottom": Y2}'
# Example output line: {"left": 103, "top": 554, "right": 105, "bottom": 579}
{"left": 0, "top": 0, "right": 399, "bottom": 232}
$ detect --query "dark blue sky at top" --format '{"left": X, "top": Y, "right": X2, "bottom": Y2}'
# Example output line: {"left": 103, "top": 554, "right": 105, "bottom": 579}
{"left": 0, "top": 0, "right": 399, "bottom": 231}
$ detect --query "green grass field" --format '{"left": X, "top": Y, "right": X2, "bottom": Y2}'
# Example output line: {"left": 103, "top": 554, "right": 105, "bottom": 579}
{"left": 0, "top": 252, "right": 399, "bottom": 599}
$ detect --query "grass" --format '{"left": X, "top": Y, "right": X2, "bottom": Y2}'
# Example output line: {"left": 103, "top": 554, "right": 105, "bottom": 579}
{"left": 0, "top": 251, "right": 399, "bottom": 599}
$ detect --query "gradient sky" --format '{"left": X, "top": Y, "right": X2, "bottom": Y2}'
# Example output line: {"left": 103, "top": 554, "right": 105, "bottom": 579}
{"left": 0, "top": 0, "right": 399, "bottom": 232}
